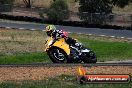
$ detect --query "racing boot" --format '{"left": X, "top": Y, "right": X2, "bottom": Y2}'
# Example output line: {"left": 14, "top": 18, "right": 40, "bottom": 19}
{"left": 75, "top": 42, "right": 83, "bottom": 56}
{"left": 75, "top": 42, "right": 82, "bottom": 49}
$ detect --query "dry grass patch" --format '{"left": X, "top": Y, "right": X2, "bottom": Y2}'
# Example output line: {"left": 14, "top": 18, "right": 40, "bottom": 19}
{"left": 0, "top": 28, "right": 46, "bottom": 54}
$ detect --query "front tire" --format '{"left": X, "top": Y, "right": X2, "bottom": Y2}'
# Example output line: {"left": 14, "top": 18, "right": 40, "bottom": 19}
{"left": 47, "top": 47, "right": 69, "bottom": 63}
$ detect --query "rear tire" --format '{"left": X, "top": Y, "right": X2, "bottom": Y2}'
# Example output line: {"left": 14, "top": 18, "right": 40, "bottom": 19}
{"left": 47, "top": 47, "right": 70, "bottom": 63}
{"left": 82, "top": 51, "right": 97, "bottom": 63}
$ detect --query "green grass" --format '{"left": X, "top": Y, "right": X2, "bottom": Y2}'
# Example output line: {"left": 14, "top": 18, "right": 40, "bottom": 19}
{"left": 0, "top": 52, "right": 50, "bottom": 64}
{"left": 0, "top": 75, "right": 131, "bottom": 88}
{"left": 80, "top": 39, "right": 132, "bottom": 62}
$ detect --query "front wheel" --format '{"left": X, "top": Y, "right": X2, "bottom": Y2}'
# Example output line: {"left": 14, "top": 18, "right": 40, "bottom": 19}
{"left": 47, "top": 48, "right": 69, "bottom": 63}
{"left": 82, "top": 51, "right": 97, "bottom": 63}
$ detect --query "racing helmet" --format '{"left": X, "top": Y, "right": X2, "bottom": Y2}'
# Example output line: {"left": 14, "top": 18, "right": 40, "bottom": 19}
{"left": 45, "top": 25, "right": 56, "bottom": 36}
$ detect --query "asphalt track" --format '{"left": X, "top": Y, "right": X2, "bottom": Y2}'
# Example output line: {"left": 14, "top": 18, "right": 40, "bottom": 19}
{"left": 0, "top": 20, "right": 132, "bottom": 38}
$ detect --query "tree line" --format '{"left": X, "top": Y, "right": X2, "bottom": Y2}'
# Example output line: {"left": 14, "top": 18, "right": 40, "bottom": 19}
{"left": 0, "top": 0, "right": 131, "bottom": 23}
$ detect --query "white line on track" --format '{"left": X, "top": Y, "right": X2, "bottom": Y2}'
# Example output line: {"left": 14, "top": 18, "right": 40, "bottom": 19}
{"left": 100, "top": 35, "right": 106, "bottom": 37}
{"left": 19, "top": 28, "right": 25, "bottom": 30}
{"left": 120, "top": 37, "right": 125, "bottom": 38}
{"left": 29, "top": 29, "right": 36, "bottom": 31}
{"left": 110, "top": 36, "right": 115, "bottom": 38}
{"left": 6, "top": 27, "right": 11, "bottom": 29}
{"left": 88, "top": 34, "right": 92, "bottom": 35}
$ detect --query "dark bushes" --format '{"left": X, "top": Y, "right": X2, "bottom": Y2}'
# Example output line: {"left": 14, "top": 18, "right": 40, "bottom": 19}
{"left": 0, "top": 13, "right": 131, "bottom": 30}
{"left": 0, "top": 0, "right": 14, "bottom": 12}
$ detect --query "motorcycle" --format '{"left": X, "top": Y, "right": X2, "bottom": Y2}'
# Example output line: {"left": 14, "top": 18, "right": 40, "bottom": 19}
{"left": 44, "top": 37, "right": 97, "bottom": 63}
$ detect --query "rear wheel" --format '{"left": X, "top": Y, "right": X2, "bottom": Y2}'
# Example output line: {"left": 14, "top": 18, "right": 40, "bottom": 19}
{"left": 47, "top": 48, "right": 69, "bottom": 63}
{"left": 82, "top": 51, "right": 97, "bottom": 63}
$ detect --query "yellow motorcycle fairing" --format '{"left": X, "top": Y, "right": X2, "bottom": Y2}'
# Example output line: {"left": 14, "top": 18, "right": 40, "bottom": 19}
{"left": 45, "top": 37, "right": 70, "bottom": 56}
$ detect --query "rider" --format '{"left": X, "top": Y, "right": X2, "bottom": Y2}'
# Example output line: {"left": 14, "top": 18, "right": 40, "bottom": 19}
{"left": 45, "top": 25, "right": 82, "bottom": 49}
